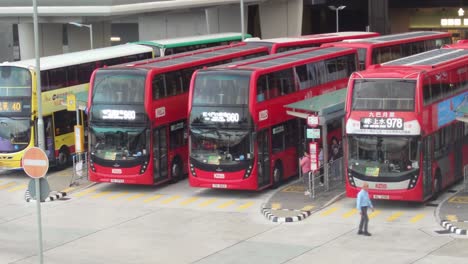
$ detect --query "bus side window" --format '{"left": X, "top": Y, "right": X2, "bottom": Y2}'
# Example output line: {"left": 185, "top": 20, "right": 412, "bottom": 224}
{"left": 256, "top": 75, "right": 267, "bottom": 102}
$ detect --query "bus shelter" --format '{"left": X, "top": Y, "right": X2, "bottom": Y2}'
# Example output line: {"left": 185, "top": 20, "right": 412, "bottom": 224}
{"left": 284, "top": 89, "right": 346, "bottom": 194}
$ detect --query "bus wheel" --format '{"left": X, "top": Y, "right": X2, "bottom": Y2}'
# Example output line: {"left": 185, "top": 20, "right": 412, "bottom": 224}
{"left": 272, "top": 164, "right": 282, "bottom": 189}
{"left": 433, "top": 172, "right": 442, "bottom": 200}
{"left": 170, "top": 159, "right": 183, "bottom": 184}
{"left": 57, "top": 148, "right": 70, "bottom": 169}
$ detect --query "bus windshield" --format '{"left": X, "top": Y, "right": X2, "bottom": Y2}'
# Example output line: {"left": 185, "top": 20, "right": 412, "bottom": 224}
{"left": 0, "top": 67, "right": 31, "bottom": 97}
{"left": 190, "top": 128, "right": 253, "bottom": 165}
{"left": 0, "top": 117, "right": 30, "bottom": 152}
{"left": 352, "top": 79, "right": 416, "bottom": 111}
{"left": 193, "top": 71, "right": 250, "bottom": 105}
{"left": 92, "top": 70, "right": 146, "bottom": 104}
{"left": 90, "top": 126, "right": 148, "bottom": 161}
{"left": 348, "top": 135, "right": 419, "bottom": 177}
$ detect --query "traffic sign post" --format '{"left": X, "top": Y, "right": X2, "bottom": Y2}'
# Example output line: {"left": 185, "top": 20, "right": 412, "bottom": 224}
{"left": 23, "top": 147, "right": 48, "bottom": 264}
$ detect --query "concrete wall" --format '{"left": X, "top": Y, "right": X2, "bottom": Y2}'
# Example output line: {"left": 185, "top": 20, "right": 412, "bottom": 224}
{"left": 205, "top": 5, "right": 244, "bottom": 34}
{"left": 259, "top": 0, "right": 303, "bottom": 38}
{"left": 18, "top": 23, "right": 63, "bottom": 60}
{"left": 0, "top": 24, "right": 13, "bottom": 62}
{"left": 67, "top": 22, "right": 111, "bottom": 52}
{"left": 389, "top": 8, "right": 410, "bottom": 33}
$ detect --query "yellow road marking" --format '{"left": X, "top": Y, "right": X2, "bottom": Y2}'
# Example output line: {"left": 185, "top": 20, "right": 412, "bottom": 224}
{"left": 74, "top": 188, "right": 96, "bottom": 197}
{"left": 0, "top": 182, "right": 16, "bottom": 190}
{"left": 301, "top": 205, "right": 315, "bottom": 211}
{"left": 271, "top": 203, "right": 281, "bottom": 210}
{"left": 180, "top": 197, "right": 199, "bottom": 205}
{"left": 61, "top": 187, "right": 76, "bottom": 193}
{"left": 91, "top": 191, "right": 111, "bottom": 199}
{"left": 321, "top": 207, "right": 339, "bottom": 216}
{"left": 143, "top": 194, "right": 163, "bottom": 203}
{"left": 217, "top": 200, "right": 236, "bottom": 209}
{"left": 369, "top": 210, "right": 381, "bottom": 219}
{"left": 198, "top": 198, "right": 217, "bottom": 207}
{"left": 161, "top": 195, "right": 181, "bottom": 204}
{"left": 448, "top": 196, "right": 468, "bottom": 204}
{"left": 281, "top": 185, "right": 306, "bottom": 193}
{"left": 342, "top": 208, "right": 358, "bottom": 218}
{"left": 409, "top": 213, "right": 425, "bottom": 223}
{"left": 446, "top": 215, "right": 458, "bottom": 222}
{"left": 108, "top": 191, "right": 129, "bottom": 200}
{"left": 126, "top": 193, "right": 146, "bottom": 201}
{"left": 237, "top": 201, "right": 254, "bottom": 210}
{"left": 7, "top": 184, "right": 27, "bottom": 192}
{"left": 387, "top": 212, "right": 404, "bottom": 222}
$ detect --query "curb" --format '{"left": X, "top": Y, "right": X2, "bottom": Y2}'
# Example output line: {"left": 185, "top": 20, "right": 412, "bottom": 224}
{"left": 261, "top": 191, "right": 346, "bottom": 223}
{"left": 25, "top": 190, "right": 68, "bottom": 203}
{"left": 440, "top": 220, "right": 467, "bottom": 235}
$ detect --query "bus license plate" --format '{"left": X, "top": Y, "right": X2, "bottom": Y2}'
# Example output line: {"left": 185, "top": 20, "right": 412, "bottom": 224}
{"left": 212, "top": 184, "right": 227, "bottom": 188}
{"left": 373, "top": 194, "right": 389, "bottom": 200}
{"left": 110, "top": 179, "right": 124, "bottom": 183}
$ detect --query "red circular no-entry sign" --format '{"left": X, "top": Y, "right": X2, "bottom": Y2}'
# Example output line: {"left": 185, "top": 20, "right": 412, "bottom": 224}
{"left": 22, "top": 147, "right": 49, "bottom": 178}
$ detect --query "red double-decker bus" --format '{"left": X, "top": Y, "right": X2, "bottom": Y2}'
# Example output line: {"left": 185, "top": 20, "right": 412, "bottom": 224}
{"left": 188, "top": 47, "right": 358, "bottom": 190}
{"left": 443, "top": 39, "right": 468, "bottom": 49}
{"left": 87, "top": 43, "right": 269, "bottom": 185}
{"left": 322, "top": 31, "right": 452, "bottom": 70}
{"left": 244, "top": 31, "right": 379, "bottom": 53}
{"left": 344, "top": 48, "right": 468, "bottom": 201}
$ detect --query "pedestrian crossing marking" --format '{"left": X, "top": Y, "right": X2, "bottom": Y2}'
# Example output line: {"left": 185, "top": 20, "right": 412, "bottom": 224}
{"left": 108, "top": 191, "right": 129, "bottom": 200}
{"left": 387, "top": 212, "right": 404, "bottom": 222}
{"left": 198, "top": 198, "right": 217, "bottom": 207}
{"left": 74, "top": 188, "right": 96, "bottom": 197}
{"left": 126, "top": 193, "right": 146, "bottom": 201}
{"left": 237, "top": 201, "right": 254, "bottom": 210}
{"left": 217, "top": 200, "right": 236, "bottom": 209}
{"left": 143, "top": 194, "right": 163, "bottom": 203}
{"left": 321, "top": 207, "right": 339, "bottom": 216}
{"left": 342, "top": 208, "right": 358, "bottom": 218}
{"left": 7, "top": 184, "right": 27, "bottom": 192}
{"left": 446, "top": 215, "right": 458, "bottom": 222}
{"left": 409, "top": 213, "right": 425, "bottom": 223}
{"left": 61, "top": 187, "right": 76, "bottom": 193}
{"left": 368, "top": 210, "right": 381, "bottom": 219}
{"left": 301, "top": 205, "right": 315, "bottom": 211}
{"left": 91, "top": 191, "right": 111, "bottom": 199}
{"left": 161, "top": 195, "right": 181, "bottom": 204}
{"left": 0, "top": 182, "right": 16, "bottom": 190}
{"left": 180, "top": 197, "right": 199, "bottom": 205}
{"left": 271, "top": 203, "right": 281, "bottom": 210}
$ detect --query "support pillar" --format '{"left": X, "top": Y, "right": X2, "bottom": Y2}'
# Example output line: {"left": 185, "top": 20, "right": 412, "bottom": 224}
{"left": 259, "top": 0, "right": 303, "bottom": 38}
{"left": 18, "top": 23, "right": 63, "bottom": 60}
{"left": 368, "top": 0, "right": 390, "bottom": 34}
{"left": 0, "top": 24, "right": 14, "bottom": 62}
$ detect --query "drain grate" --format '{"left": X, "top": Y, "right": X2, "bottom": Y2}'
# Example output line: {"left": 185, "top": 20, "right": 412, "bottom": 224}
{"left": 434, "top": 230, "right": 451, "bottom": 234}
{"left": 447, "top": 189, "right": 457, "bottom": 193}
{"left": 425, "top": 202, "right": 439, "bottom": 207}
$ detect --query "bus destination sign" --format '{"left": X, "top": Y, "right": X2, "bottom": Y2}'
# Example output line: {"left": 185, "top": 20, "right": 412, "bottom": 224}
{"left": 360, "top": 117, "right": 403, "bottom": 130}
{"left": 0, "top": 100, "right": 22, "bottom": 112}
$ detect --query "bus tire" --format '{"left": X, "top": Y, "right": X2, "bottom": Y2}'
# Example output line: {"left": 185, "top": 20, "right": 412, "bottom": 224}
{"left": 57, "top": 147, "right": 70, "bottom": 169}
{"left": 170, "top": 158, "right": 183, "bottom": 184}
{"left": 272, "top": 163, "right": 283, "bottom": 189}
{"left": 432, "top": 171, "right": 442, "bottom": 200}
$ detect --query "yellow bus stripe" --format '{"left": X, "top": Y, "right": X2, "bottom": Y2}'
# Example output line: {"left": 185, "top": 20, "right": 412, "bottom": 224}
{"left": 271, "top": 203, "right": 281, "bottom": 210}
{"left": 180, "top": 197, "right": 199, "bottom": 205}
{"left": 198, "top": 198, "right": 217, "bottom": 207}
{"left": 321, "top": 207, "right": 339, "bottom": 216}
{"left": 108, "top": 191, "right": 129, "bottom": 200}
{"left": 342, "top": 208, "right": 358, "bottom": 218}
{"left": 301, "top": 205, "right": 315, "bottom": 211}
{"left": 7, "top": 184, "right": 27, "bottom": 192}
{"left": 237, "top": 202, "right": 254, "bottom": 210}
{"left": 369, "top": 210, "right": 381, "bottom": 219}
{"left": 126, "top": 193, "right": 146, "bottom": 201}
{"left": 0, "top": 182, "right": 16, "bottom": 190}
{"left": 143, "top": 194, "right": 163, "bottom": 203}
{"left": 217, "top": 200, "right": 236, "bottom": 209}
{"left": 91, "top": 191, "right": 111, "bottom": 199}
{"left": 74, "top": 188, "right": 96, "bottom": 197}
{"left": 387, "top": 212, "right": 404, "bottom": 222}
{"left": 161, "top": 195, "right": 181, "bottom": 204}
{"left": 409, "top": 213, "right": 425, "bottom": 223}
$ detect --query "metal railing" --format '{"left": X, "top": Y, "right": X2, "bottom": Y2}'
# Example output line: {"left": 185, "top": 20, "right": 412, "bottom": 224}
{"left": 70, "top": 152, "right": 88, "bottom": 187}
{"left": 301, "top": 157, "right": 344, "bottom": 199}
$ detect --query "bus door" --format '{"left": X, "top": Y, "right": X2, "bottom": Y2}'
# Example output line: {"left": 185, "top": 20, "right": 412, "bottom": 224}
{"left": 454, "top": 123, "right": 463, "bottom": 181}
{"left": 256, "top": 129, "right": 270, "bottom": 188}
{"left": 422, "top": 136, "right": 433, "bottom": 198}
{"left": 44, "top": 116, "right": 55, "bottom": 160}
{"left": 153, "top": 126, "right": 168, "bottom": 182}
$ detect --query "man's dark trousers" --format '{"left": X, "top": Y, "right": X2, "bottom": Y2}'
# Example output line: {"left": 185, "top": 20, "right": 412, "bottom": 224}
{"left": 359, "top": 206, "right": 369, "bottom": 232}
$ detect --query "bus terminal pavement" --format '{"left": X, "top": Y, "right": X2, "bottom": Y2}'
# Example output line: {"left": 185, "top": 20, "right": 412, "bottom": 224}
{"left": 438, "top": 185, "right": 468, "bottom": 236}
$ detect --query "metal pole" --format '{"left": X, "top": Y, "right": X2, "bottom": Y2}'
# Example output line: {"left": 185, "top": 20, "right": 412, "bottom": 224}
{"left": 89, "top": 24, "right": 93, "bottom": 49}
{"left": 240, "top": 0, "right": 245, "bottom": 40}
{"left": 336, "top": 9, "right": 339, "bottom": 32}
{"left": 32, "top": 1, "right": 44, "bottom": 262}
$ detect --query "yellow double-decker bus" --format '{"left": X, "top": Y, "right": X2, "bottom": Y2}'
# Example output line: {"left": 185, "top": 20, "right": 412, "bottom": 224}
{"left": 0, "top": 44, "right": 153, "bottom": 170}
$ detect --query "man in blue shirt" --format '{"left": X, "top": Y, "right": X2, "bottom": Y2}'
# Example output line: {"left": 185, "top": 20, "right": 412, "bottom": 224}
{"left": 356, "top": 182, "right": 374, "bottom": 236}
